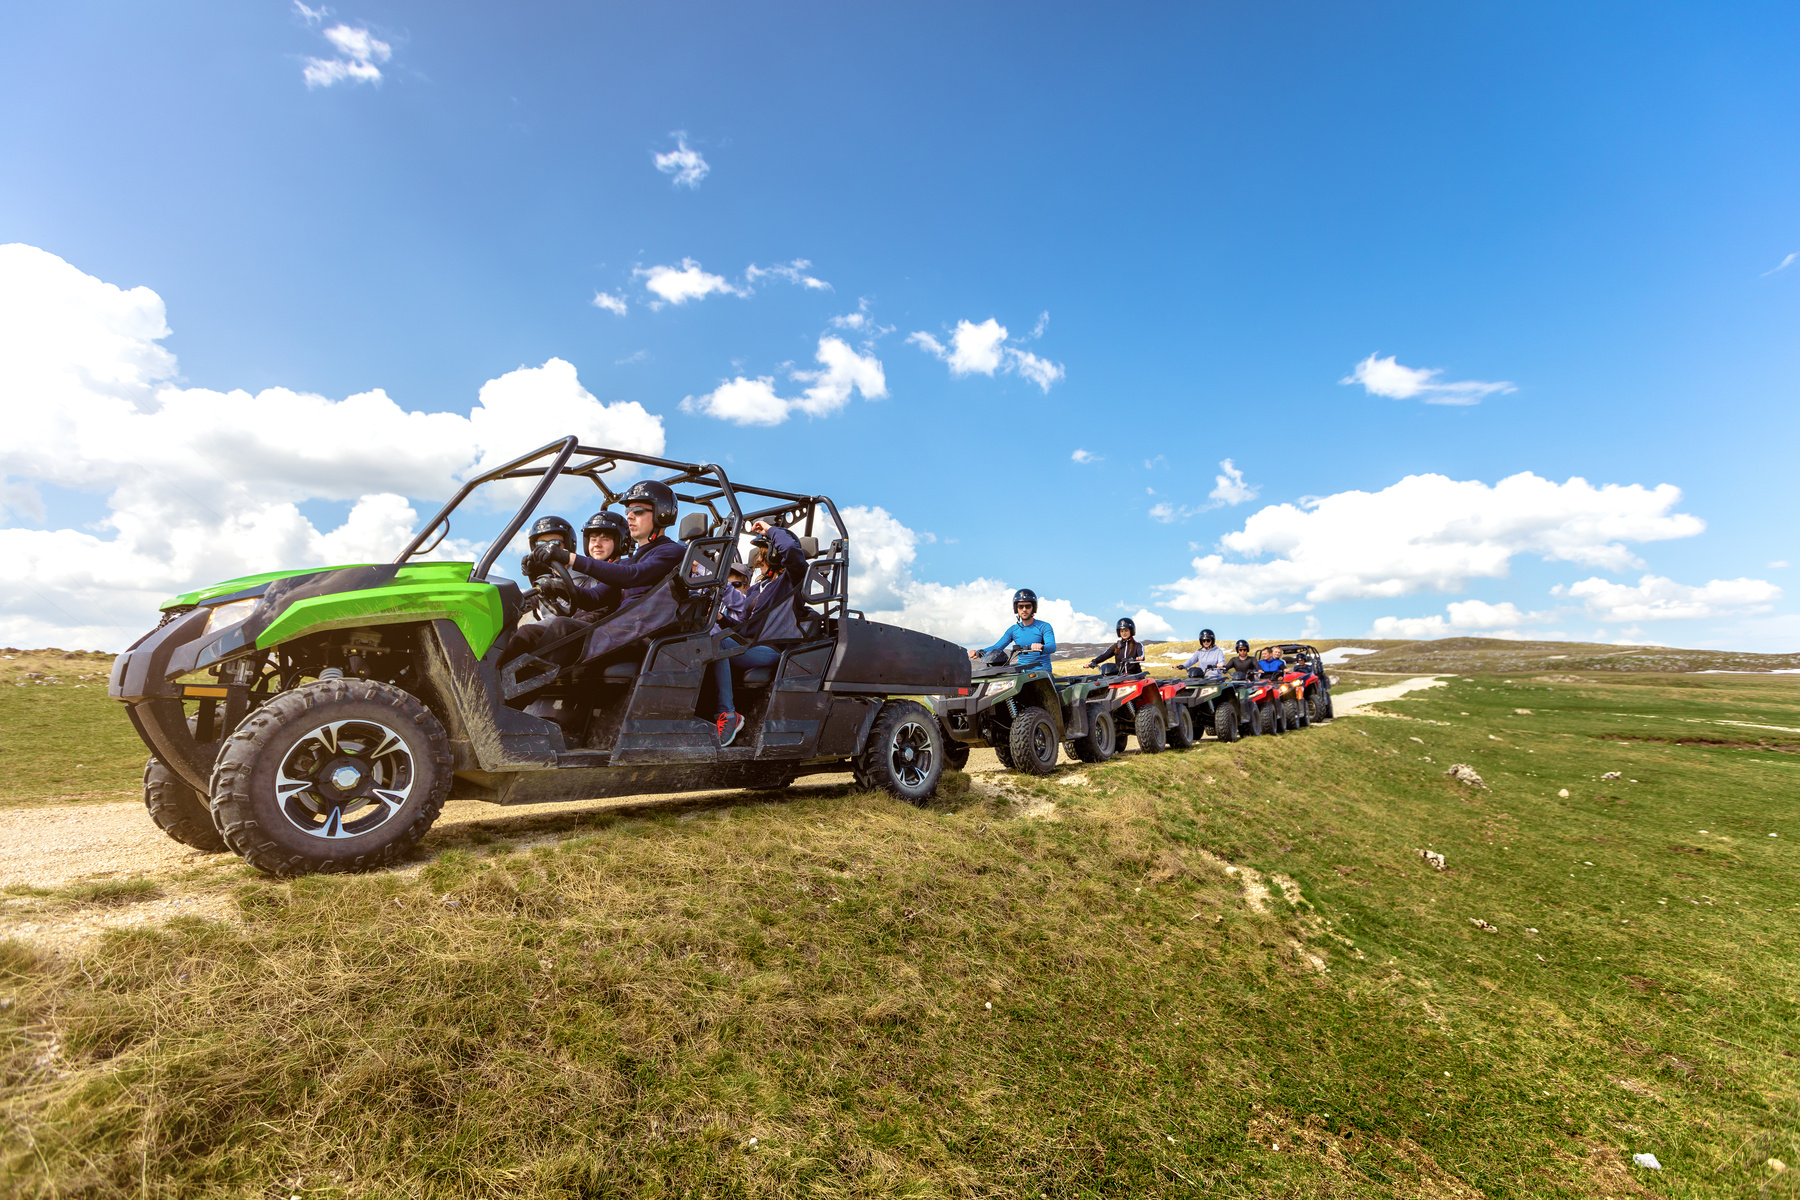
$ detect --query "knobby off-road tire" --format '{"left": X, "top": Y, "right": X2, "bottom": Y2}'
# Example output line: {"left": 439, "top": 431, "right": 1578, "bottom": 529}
{"left": 1073, "top": 709, "right": 1117, "bottom": 763}
{"left": 1260, "top": 700, "right": 1280, "bottom": 736}
{"left": 1284, "top": 695, "right": 1305, "bottom": 730}
{"left": 1006, "top": 706, "right": 1060, "bottom": 775}
{"left": 942, "top": 736, "right": 972, "bottom": 772}
{"left": 1310, "top": 689, "right": 1331, "bottom": 723}
{"left": 856, "top": 700, "right": 944, "bottom": 805}
{"left": 1167, "top": 704, "right": 1196, "bottom": 749}
{"left": 1134, "top": 706, "right": 1167, "bottom": 754}
{"left": 991, "top": 736, "right": 1016, "bottom": 770}
{"left": 210, "top": 679, "right": 453, "bottom": 877}
{"left": 1212, "top": 703, "right": 1239, "bottom": 743}
{"left": 144, "top": 754, "right": 229, "bottom": 852}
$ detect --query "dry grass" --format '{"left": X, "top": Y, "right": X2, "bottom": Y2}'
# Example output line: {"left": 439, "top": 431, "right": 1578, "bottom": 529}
{"left": 2, "top": 667, "right": 1798, "bottom": 1196}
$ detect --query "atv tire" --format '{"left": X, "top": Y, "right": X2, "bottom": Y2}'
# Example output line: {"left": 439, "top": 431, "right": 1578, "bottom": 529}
{"left": 1260, "top": 700, "right": 1280, "bottom": 736}
{"left": 1213, "top": 704, "right": 1239, "bottom": 743}
{"left": 942, "top": 737, "right": 972, "bottom": 772}
{"left": 1309, "top": 690, "right": 1331, "bottom": 723}
{"left": 1073, "top": 709, "right": 1117, "bottom": 763}
{"left": 1167, "top": 703, "right": 1196, "bottom": 749}
{"left": 1006, "top": 706, "right": 1060, "bottom": 775}
{"left": 1134, "top": 706, "right": 1167, "bottom": 754}
{"left": 144, "top": 754, "right": 228, "bottom": 852}
{"left": 210, "top": 679, "right": 453, "bottom": 877}
{"left": 855, "top": 700, "right": 944, "bottom": 805}
{"left": 991, "top": 736, "right": 1016, "bottom": 771}
{"left": 1284, "top": 695, "right": 1304, "bottom": 730}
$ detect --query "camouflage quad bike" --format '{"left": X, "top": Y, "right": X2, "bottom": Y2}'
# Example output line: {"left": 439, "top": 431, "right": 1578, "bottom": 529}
{"left": 932, "top": 647, "right": 1117, "bottom": 774}
{"left": 110, "top": 437, "right": 971, "bottom": 877}
{"left": 1157, "top": 674, "right": 1233, "bottom": 745}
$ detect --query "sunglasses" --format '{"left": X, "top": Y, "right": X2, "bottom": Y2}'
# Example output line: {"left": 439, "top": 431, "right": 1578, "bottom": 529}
{"left": 626, "top": 506, "right": 654, "bottom": 518}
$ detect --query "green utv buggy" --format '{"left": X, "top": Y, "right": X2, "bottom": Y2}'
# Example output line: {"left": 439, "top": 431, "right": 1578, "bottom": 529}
{"left": 930, "top": 650, "right": 1132, "bottom": 773}
{"left": 110, "top": 438, "right": 971, "bottom": 877}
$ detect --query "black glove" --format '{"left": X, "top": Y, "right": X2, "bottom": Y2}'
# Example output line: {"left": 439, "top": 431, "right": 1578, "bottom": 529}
{"left": 524, "top": 542, "right": 572, "bottom": 576}
{"left": 540, "top": 575, "right": 571, "bottom": 601}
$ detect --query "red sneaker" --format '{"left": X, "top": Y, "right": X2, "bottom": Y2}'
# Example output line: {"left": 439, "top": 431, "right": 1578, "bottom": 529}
{"left": 716, "top": 711, "right": 745, "bottom": 747}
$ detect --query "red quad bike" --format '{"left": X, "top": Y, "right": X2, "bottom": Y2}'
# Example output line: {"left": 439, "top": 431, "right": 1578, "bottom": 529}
{"left": 1076, "top": 661, "right": 1176, "bottom": 758}
{"left": 1271, "top": 643, "right": 1335, "bottom": 727}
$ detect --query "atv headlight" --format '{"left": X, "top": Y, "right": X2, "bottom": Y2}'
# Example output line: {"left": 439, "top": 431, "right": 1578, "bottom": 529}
{"left": 983, "top": 679, "right": 1016, "bottom": 699}
{"left": 204, "top": 598, "right": 259, "bottom": 635}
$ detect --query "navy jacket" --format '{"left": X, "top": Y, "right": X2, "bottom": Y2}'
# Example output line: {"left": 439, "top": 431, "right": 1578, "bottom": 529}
{"left": 740, "top": 527, "right": 810, "bottom": 641}
{"left": 570, "top": 534, "right": 685, "bottom": 608}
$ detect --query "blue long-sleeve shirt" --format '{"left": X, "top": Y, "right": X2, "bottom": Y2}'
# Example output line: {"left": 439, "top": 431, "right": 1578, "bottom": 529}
{"left": 983, "top": 619, "right": 1056, "bottom": 671}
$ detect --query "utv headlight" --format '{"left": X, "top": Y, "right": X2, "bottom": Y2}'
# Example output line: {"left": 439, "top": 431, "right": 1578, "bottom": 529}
{"left": 204, "top": 598, "right": 259, "bottom": 635}
{"left": 983, "top": 680, "right": 1017, "bottom": 699}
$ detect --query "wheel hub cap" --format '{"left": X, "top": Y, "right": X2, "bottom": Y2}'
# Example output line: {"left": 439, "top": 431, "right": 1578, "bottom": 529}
{"left": 274, "top": 719, "right": 414, "bottom": 840}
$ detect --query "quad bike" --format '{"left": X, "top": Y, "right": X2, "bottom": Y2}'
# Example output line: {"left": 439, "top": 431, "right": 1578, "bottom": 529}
{"left": 1157, "top": 674, "right": 1233, "bottom": 746}
{"left": 1217, "top": 675, "right": 1283, "bottom": 738}
{"left": 110, "top": 437, "right": 972, "bottom": 877}
{"left": 1271, "top": 643, "right": 1335, "bottom": 724}
{"left": 1082, "top": 663, "right": 1177, "bottom": 757}
{"left": 932, "top": 646, "right": 1122, "bottom": 773}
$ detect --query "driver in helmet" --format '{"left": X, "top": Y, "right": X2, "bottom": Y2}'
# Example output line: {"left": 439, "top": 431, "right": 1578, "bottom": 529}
{"left": 526, "top": 480, "right": 686, "bottom": 607}
{"left": 969, "top": 589, "right": 1057, "bottom": 670}
{"left": 1087, "top": 617, "right": 1145, "bottom": 672}
{"left": 505, "top": 481, "right": 688, "bottom": 666}
{"left": 1183, "top": 629, "right": 1225, "bottom": 679}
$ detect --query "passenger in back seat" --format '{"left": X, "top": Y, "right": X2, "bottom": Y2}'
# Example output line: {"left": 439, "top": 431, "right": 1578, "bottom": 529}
{"left": 704, "top": 520, "right": 809, "bottom": 747}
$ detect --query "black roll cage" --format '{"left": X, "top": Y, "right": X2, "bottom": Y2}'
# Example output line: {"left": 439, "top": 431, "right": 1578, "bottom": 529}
{"left": 393, "top": 436, "right": 855, "bottom": 624}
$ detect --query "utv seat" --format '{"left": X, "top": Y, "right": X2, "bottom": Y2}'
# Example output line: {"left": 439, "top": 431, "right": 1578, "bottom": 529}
{"left": 740, "top": 664, "right": 778, "bottom": 688}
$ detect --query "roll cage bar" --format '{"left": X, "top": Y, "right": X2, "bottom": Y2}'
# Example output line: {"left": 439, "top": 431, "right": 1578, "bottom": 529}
{"left": 393, "top": 435, "right": 855, "bottom": 621}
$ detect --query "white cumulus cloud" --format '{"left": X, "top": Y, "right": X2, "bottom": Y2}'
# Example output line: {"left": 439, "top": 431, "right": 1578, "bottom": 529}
{"left": 1340, "top": 353, "right": 1514, "bottom": 406}
{"left": 1555, "top": 574, "right": 1782, "bottom": 622}
{"left": 635, "top": 259, "right": 745, "bottom": 307}
{"left": 1071, "top": 449, "right": 1098, "bottom": 464}
{"left": 590, "top": 291, "right": 627, "bottom": 316}
{"left": 908, "top": 316, "right": 1065, "bottom": 392}
{"left": 1157, "top": 471, "right": 1706, "bottom": 615}
{"left": 679, "top": 336, "right": 885, "bottom": 426}
{"left": 653, "top": 133, "right": 710, "bottom": 189}
{"left": 0, "top": 244, "right": 664, "bottom": 648}
{"left": 1368, "top": 600, "right": 1545, "bottom": 640}
{"left": 841, "top": 506, "right": 1117, "bottom": 644}
{"left": 303, "top": 23, "right": 390, "bottom": 88}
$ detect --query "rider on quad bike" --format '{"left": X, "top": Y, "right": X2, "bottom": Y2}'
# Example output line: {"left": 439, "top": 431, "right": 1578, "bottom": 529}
{"left": 969, "top": 588, "right": 1056, "bottom": 670}
{"left": 1086, "top": 617, "right": 1145, "bottom": 672}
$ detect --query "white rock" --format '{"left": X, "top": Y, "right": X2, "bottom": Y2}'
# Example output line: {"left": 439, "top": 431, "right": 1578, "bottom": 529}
{"left": 1633, "top": 1153, "right": 1661, "bottom": 1170}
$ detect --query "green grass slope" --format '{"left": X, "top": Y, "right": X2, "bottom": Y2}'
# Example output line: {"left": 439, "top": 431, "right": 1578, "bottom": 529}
{"left": 3, "top": 672, "right": 1797, "bottom": 1197}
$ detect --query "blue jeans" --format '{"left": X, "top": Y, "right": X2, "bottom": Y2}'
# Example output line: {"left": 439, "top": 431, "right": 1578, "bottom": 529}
{"left": 709, "top": 638, "right": 784, "bottom": 717}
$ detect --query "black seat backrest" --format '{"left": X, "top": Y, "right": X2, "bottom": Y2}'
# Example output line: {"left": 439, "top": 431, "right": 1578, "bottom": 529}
{"left": 677, "top": 512, "right": 709, "bottom": 542}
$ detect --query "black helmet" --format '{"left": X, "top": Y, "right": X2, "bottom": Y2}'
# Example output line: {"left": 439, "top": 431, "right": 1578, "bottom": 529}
{"left": 1116, "top": 617, "right": 1136, "bottom": 636}
{"left": 528, "top": 515, "right": 575, "bottom": 548}
{"left": 619, "top": 479, "right": 677, "bottom": 529}
{"left": 581, "top": 510, "right": 629, "bottom": 558}
{"left": 1199, "top": 628, "right": 1216, "bottom": 642}
{"left": 1012, "top": 588, "right": 1038, "bottom": 609}
{"left": 1235, "top": 639, "right": 1250, "bottom": 652}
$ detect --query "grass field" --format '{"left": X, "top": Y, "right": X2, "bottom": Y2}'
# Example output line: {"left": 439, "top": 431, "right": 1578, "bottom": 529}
{"left": 3, "top": 658, "right": 1798, "bottom": 1196}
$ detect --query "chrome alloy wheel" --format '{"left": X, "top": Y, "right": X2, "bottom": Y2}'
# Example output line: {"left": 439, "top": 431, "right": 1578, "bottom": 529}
{"left": 888, "top": 719, "right": 935, "bottom": 790}
{"left": 273, "top": 719, "right": 415, "bottom": 840}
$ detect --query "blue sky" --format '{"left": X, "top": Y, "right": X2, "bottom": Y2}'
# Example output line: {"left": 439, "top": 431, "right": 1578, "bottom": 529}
{"left": 1, "top": 1, "right": 1796, "bottom": 650}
